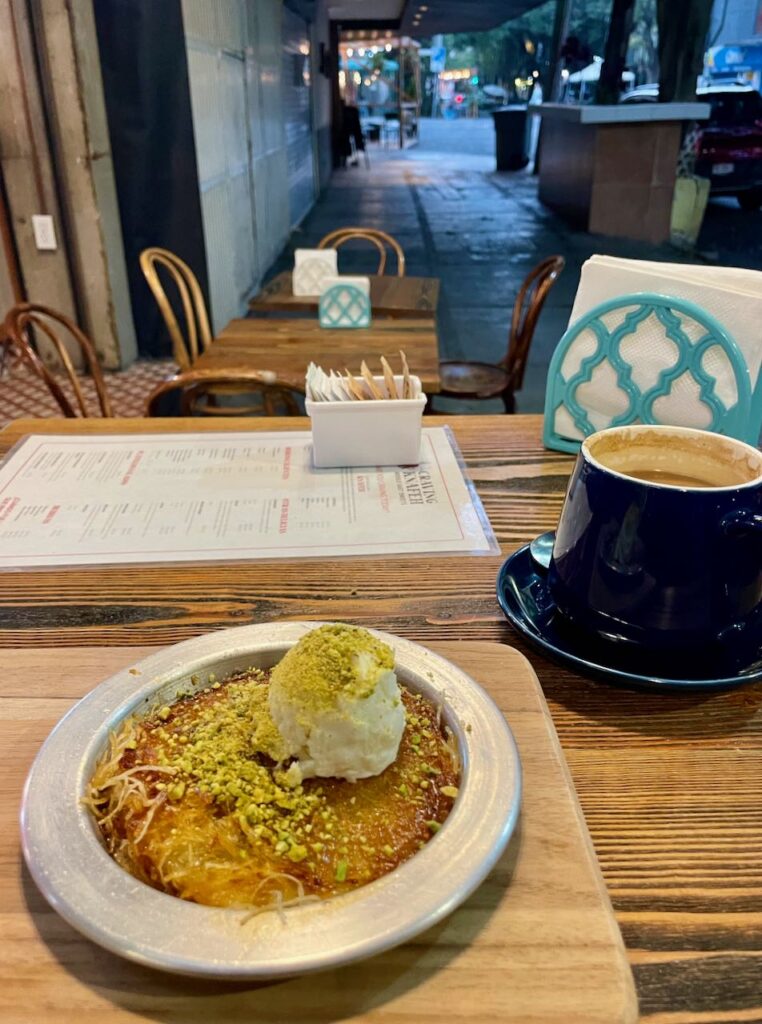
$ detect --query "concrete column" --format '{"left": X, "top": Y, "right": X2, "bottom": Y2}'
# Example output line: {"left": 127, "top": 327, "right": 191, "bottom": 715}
{"left": 30, "top": 0, "right": 137, "bottom": 368}
{"left": 0, "top": 0, "right": 77, "bottom": 329}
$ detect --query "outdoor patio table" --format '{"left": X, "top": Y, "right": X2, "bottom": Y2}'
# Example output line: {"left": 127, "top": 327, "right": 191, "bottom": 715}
{"left": 194, "top": 316, "right": 441, "bottom": 393}
{"left": 248, "top": 271, "right": 440, "bottom": 319}
{"left": 2, "top": 414, "right": 759, "bottom": 1023}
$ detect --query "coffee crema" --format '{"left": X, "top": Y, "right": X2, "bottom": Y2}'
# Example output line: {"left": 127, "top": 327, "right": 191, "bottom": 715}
{"left": 586, "top": 427, "right": 762, "bottom": 490}
{"left": 623, "top": 468, "right": 718, "bottom": 488}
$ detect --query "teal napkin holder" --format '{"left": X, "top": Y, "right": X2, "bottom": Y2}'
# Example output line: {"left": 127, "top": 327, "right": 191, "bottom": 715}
{"left": 543, "top": 292, "right": 759, "bottom": 453}
{"left": 319, "top": 283, "right": 372, "bottom": 329}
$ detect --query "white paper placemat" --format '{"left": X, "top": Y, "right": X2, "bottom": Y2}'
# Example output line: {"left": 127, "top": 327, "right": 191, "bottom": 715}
{"left": 0, "top": 428, "right": 497, "bottom": 568}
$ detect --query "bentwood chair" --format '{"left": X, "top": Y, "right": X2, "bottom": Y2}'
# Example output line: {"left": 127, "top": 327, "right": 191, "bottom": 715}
{"left": 140, "top": 247, "right": 275, "bottom": 416}
{"left": 146, "top": 369, "right": 305, "bottom": 418}
{"left": 3, "top": 302, "right": 113, "bottom": 417}
{"left": 435, "top": 256, "right": 565, "bottom": 413}
{"left": 139, "top": 247, "right": 212, "bottom": 371}
{"left": 317, "top": 228, "right": 406, "bottom": 277}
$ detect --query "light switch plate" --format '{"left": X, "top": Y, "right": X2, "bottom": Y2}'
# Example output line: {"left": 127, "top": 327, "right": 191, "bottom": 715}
{"left": 32, "top": 214, "right": 57, "bottom": 251}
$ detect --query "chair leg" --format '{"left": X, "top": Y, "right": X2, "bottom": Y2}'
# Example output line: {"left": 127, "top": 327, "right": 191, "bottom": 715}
{"left": 502, "top": 389, "right": 516, "bottom": 414}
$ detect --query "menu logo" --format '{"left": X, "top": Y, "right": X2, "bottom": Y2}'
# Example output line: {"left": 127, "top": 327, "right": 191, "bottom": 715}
{"left": 399, "top": 468, "right": 436, "bottom": 505}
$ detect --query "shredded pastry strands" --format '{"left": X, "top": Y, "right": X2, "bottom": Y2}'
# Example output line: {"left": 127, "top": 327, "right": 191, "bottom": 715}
{"left": 85, "top": 662, "right": 460, "bottom": 919}
{"left": 239, "top": 873, "right": 321, "bottom": 925}
{"left": 306, "top": 353, "right": 417, "bottom": 402}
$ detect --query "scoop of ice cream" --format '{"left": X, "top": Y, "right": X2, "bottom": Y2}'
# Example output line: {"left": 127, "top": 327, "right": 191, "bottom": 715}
{"left": 268, "top": 624, "right": 405, "bottom": 782}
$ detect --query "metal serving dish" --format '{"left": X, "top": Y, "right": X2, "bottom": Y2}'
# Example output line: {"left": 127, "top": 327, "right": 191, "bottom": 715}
{"left": 21, "top": 622, "right": 521, "bottom": 979}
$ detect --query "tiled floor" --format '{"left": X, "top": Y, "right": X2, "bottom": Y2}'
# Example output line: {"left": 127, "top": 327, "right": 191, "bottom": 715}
{"left": 0, "top": 354, "right": 175, "bottom": 427}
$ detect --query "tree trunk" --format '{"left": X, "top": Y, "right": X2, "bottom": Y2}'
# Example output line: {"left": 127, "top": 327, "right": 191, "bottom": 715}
{"left": 657, "top": 0, "right": 714, "bottom": 102}
{"left": 596, "top": 0, "right": 637, "bottom": 104}
{"left": 543, "top": 0, "right": 572, "bottom": 101}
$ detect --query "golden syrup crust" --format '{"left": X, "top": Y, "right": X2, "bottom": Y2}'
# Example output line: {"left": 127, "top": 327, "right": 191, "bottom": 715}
{"left": 89, "top": 670, "right": 458, "bottom": 908}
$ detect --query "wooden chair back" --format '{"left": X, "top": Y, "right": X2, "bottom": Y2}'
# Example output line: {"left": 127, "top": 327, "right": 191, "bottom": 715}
{"left": 139, "top": 247, "right": 212, "bottom": 370}
{"left": 317, "top": 228, "right": 406, "bottom": 277}
{"left": 503, "top": 256, "right": 565, "bottom": 391}
{"left": 146, "top": 369, "right": 305, "bottom": 418}
{"left": 3, "top": 303, "right": 113, "bottom": 417}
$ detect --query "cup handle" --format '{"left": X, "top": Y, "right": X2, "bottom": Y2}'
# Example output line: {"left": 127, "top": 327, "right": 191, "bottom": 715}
{"left": 721, "top": 509, "right": 762, "bottom": 538}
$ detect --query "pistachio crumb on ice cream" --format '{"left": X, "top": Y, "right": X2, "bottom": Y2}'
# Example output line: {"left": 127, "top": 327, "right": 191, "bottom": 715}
{"left": 268, "top": 624, "right": 406, "bottom": 782}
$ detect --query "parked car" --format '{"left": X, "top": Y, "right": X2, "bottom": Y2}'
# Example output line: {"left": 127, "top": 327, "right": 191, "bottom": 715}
{"left": 620, "top": 83, "right": 762, "bottom": 210}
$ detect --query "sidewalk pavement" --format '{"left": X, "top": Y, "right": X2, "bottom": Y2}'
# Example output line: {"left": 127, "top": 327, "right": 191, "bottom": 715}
{"left": 268, "top": 118, "right": 687, "bottom": 413}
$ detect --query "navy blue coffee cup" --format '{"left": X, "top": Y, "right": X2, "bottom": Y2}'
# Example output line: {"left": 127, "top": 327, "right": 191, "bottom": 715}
{"left": 549, "top": 425, "right": 762, "bottom": 662}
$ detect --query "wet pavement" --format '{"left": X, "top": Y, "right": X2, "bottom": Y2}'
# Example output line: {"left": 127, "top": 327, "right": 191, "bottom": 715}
{"left": 266, "top": 118, "right": 762, "bottom": 413}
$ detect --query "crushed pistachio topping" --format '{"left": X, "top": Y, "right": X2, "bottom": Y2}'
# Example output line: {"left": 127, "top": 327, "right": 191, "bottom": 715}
{"left": 146, "top": 670, "right": 335, "bottom": 854}
{"left": 99, "top": 661, "right": 459, "bottom": 901}
{"left": 269, "top": 624, "right": 395, "bottom": 717}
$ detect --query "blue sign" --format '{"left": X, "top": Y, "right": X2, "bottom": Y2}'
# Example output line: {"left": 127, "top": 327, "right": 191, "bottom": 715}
{"left": 708, "top": 42, "right": 762, "bottom": 74}
{"left": 430, "top": 46, "right": 446, "bottom": 73}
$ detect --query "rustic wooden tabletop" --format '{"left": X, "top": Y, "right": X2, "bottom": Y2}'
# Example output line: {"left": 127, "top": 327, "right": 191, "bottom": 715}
{"left": 248, "top": 271, "right": 440, "bottom": 319}
{"left": 2, "top": 414, "right": 760, "bottom": 1023}
{"left": 194, "top": 317, "right": 441, "bottom": 393}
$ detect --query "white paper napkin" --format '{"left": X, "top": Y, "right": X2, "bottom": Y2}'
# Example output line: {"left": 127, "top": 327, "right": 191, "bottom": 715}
{"left": 318, "top": 275, "right": 371, "bottom": 298}
{"left": 545, "top": 255, "right": 762, "bottom": 441}
{"left": 293, "top": 249, "right": 338, "bottom": 296}
{"left": 570, "top": 255, "right": 762, "bottom": 388}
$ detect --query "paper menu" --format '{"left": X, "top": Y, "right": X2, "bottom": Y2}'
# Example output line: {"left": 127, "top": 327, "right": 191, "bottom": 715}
{"left": 0, "top": 429, "right": 497, "bottom": 567}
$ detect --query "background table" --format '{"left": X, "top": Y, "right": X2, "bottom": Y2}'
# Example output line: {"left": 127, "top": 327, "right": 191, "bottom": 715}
{"left": 195, "top": 318, "right": 441, "bottom": 393}
{"left": 249, "top": 271, "right": 440, "bottom": 318}
{"left": 2, "top": 415, "right": 761, "bottom": 1023}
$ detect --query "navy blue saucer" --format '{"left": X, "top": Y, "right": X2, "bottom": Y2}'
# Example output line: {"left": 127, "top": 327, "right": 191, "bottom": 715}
{"left": 496, "top": 539, "right": 762, "bottom": 691}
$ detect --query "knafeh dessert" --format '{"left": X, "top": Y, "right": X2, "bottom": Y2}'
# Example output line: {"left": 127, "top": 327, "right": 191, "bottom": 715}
{"left": 87, "top": 625, "right": 459, "bottom": 914}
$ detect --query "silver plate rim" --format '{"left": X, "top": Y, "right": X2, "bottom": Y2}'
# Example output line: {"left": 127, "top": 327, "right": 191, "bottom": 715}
{"left": 20, "top": 622, "right": 521, "bottom": 979}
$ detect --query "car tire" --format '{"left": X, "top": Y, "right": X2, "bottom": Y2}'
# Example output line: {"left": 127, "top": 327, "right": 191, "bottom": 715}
{"left": 737, "top": 190, "right": 762, "bottom": 211}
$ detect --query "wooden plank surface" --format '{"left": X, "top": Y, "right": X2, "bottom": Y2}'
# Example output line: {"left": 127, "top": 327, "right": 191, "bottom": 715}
{"left": 1, "top": 415, "right": 761, "bottom": 1023}
{"left": 249, "top": 271, "right": 440, "bottom": 318}
{"left": 3, "top": 642, "right": 637, "bottom": 1024}
{"left": 195, "top": 318, "right": 441, "bottom": 392}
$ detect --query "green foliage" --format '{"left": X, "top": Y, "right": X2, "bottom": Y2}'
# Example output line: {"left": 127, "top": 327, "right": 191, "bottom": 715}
{"left": 440, "top": 0, "right": 659, "bottom": 90}
{"left": 443, "top": 2, "right": 555, "bottom": 84}
{"left": 629, "top": 0, "right": 658, "bottom": 82}
{"left": 568, "top": 0, "right": 615, "bottom": 56}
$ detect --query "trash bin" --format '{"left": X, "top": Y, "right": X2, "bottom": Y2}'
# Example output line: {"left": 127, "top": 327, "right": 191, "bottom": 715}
{"left": 492, "top": 106, "right": 529, "bottom": 171}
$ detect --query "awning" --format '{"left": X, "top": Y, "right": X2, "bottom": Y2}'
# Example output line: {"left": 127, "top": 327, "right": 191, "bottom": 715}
{"left": 400, "top": 0, "right": 549, "bottom": 35}
{"left": 315, "top": 0, "right": 549, "bottom": 32}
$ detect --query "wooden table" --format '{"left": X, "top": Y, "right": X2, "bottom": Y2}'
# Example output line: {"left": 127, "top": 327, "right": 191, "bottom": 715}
{"left": 195, "top": 317, "right": 441, "bottom": 393}
{"left": 2, "top": 415, "right": 760, "bottom": 1023}
{"left": 249, "top": 271, "right": 440, "bottom": 319}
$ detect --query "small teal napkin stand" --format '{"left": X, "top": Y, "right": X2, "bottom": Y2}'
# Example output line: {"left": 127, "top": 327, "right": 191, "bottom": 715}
{"left": 543, "top": 292, "right": 759, "bottom": 453}
{"left": 319, "top": 284, "right": 372, "bottom": 329}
